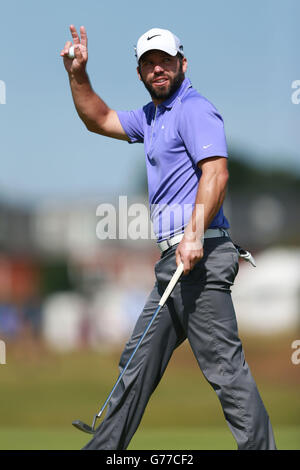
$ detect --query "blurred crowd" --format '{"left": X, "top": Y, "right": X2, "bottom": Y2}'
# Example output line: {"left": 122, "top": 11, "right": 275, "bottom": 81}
{"left": 1, "top": 158, "right": 300, "bottom": 351}
{"left": 0, "top": 243, "right": 157, "bottom": 351}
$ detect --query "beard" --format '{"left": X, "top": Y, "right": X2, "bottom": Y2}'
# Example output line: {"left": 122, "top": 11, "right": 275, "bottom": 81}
{"left": 141, "top": 64, "right": 185, "bottom": 102}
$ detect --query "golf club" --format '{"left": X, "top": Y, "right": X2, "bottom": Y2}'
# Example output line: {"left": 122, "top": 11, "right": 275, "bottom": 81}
{"left": 72, "top": 261, "right": 184, "bottom": 434}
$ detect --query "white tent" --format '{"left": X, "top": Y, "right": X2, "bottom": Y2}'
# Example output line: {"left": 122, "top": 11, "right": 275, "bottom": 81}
{"left": 42, "top": 292, "right": 88, "bottom": 351}
{"left": 232, "top": 248, "right": 300, "bottom": 333}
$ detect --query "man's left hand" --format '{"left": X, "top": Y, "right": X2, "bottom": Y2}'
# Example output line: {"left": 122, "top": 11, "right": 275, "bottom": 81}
{"left": 175, "top": 236, "right": 204, "bottom": 275}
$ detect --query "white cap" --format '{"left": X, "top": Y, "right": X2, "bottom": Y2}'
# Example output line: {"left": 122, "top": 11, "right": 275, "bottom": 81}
{"left": 135, "top": 28, "right": 184, "bottom": 63}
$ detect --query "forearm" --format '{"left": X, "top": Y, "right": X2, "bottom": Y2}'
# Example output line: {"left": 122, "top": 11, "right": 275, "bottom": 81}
{"left": 68, "top": 70, "right": 110, "bottom": 132}
{"left": 184, "top": 171, "right": 228, "bottom": 241}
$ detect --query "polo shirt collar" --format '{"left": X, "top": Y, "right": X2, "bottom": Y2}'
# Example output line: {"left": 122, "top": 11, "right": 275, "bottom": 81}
{"left": 158, "top": 77, "right": 192, "bottom": 109}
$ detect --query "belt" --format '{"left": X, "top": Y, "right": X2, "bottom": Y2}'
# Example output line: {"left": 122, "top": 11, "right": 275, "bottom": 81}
{"left": 157, "top": 228, "right": 229, "bottom": 253}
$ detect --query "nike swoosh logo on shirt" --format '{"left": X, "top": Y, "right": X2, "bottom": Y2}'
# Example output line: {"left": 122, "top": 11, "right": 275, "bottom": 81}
{"left": 203, "top": 144, "right": 212, "bottom": 149}
{"left": 147, "top": 34, "right": 161, "bottom": 40}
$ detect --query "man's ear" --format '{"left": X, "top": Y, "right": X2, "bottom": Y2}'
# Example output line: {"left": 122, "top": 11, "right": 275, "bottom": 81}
{"left": 182, "top": 57, "right": 188, "bottom": 73}
{"left": 137, "top": 66, "right": 142, "bottom": 81}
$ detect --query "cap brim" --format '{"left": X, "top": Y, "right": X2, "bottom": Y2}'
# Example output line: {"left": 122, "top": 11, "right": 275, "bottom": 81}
{"left": 137, "top": 45, "right": 177, "bottom": 62}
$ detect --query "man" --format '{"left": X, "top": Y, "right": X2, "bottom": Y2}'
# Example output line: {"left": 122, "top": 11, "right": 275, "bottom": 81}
{"left": 61, "top": 26, "right": 276, "bottom": 450}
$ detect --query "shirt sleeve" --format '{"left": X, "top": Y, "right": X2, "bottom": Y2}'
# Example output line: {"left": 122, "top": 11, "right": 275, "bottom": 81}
{"left": 179, "top": 97, "right": 228, "bottom": 165}
{"left": 116, "top": 108, "right": 144, "bottom": 144}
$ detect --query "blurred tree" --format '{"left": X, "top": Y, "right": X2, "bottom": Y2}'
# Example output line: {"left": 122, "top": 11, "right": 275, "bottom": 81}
{"left": 227, "top": 150, "right": 300, "bottom": 193}
{"left": 40, "top": 261, "right": 73, "bottom": 296}
{"left": 133, "top": 148, "right": 300, "bottom": 196}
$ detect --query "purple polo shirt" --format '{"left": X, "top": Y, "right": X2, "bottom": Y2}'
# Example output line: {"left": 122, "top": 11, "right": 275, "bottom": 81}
{"left": 117, "top": 78, "right": 229, "bottom": 242}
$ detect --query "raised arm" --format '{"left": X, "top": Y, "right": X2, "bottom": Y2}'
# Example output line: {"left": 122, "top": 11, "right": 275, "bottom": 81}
{"left": 61, "top": 25, "right": 129, "bottom": 140}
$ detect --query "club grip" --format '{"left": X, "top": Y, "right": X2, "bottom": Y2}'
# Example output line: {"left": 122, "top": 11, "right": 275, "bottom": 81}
{"left": 158, "top": 262, "right": 184, "bottom": 307}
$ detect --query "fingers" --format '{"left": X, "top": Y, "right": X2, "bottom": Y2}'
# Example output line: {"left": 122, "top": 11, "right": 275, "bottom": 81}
{"left": 70, "top": 24, "right": 81, "bottom": 45}
{"left": 176, "top": 239, "right": 204, "bottom": 276}
{"left": 182, "top": 259, "right": 191, "bottom": 276}
{"left": 69, "top": 24, "right": 87, "bottom": 46}
{"left": 80, "top": 25, "right": 88, "bottom": 47}
{"left": 73, "top": 44, "right": 83, "bottom": 61}
{"left": 175, "top": 248, "right": 191, "bottom": 275}
{"left": 60, "top": 26, "right": 87, "bottom": 59}
{"left": 175, "top": 249, "right": 182, "bottom": 268}
{"left": 60, "top": 41, "right": 72, "bottom": 56}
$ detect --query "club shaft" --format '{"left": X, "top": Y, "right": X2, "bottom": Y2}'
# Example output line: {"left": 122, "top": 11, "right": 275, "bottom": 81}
{"left": 96, "top": 262, "right": 184, "bottom": 419}
{"left": 96, "top": 303, "right": 162, "bottom": 418}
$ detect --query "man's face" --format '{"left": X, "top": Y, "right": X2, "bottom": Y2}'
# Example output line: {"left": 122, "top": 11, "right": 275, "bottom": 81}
{"left": 137, "top": 50, "right": 187, "bottom": 104}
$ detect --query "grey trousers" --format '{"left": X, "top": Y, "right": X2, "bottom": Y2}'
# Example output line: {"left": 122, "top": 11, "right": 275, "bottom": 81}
{"left": 83, "top": 237, "right": 276, "bottom": 450}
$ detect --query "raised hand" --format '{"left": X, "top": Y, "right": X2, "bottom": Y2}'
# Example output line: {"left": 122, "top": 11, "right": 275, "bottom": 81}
{"left": 60, "top": 25, "right": 88, "bottom": 75}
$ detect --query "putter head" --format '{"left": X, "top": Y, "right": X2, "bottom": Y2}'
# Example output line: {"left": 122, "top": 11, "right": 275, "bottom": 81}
{"left": 72, "top": 419, "right": 95, "bottom": 434}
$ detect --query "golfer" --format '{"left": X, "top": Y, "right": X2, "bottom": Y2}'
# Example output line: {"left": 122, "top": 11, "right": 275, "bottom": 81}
{"left": 61, "top": 26, "right": 276, "bottom": 450}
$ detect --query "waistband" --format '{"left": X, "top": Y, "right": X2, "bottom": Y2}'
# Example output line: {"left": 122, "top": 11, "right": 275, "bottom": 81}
{"left": 157, "top": 228, "right": 229, "bottom": 253}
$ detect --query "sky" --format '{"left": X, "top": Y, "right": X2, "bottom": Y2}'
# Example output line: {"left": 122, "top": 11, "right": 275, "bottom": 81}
{"left": 0, "top": 0, "right": 299, "bottom": 205}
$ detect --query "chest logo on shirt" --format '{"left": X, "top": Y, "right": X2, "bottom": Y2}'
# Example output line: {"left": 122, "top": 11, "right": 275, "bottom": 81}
{"left": 203, "top": 144, "right": 212, "bottom": 149}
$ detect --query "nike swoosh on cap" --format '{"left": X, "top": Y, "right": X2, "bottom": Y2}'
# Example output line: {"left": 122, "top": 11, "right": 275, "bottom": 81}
{"left": 147, "top": 34, "right": 161, "bottom": 40}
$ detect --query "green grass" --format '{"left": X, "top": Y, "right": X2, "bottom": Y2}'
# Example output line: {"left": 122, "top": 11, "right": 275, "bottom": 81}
{"left": 0, "top": 336, "right": 299, "bottom": 450}
{"left": 0, "top": 426, "right": 298, "bottom": 450}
